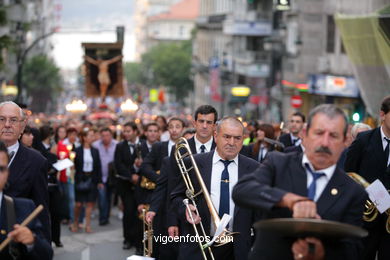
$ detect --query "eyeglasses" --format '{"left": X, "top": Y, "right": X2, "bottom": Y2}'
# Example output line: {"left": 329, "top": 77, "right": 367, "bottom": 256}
{"left": 0, "top": 165, "right": 8, "bottom": 173}
{"left": 0, "top": 117, "right": 24, "bottom": 126}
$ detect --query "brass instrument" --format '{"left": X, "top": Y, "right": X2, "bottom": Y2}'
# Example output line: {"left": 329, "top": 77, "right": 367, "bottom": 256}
{"left": 175, "top": 137, "right": 235, "bottom": 260}
{"left": 140, "top": 170, "right": 160, "bottom": 190}
{"left": 138, "top": 142, "right": 160, "bottom": 190}
{"left": 142, "top": 208, "right": 153, "bottom": 257}
{"left": 348, "top": 172, "right": 390, "bottom": 233}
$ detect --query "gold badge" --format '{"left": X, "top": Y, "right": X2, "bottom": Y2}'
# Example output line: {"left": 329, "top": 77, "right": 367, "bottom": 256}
{"left": 331, "top": 188, "right": 338, "bottom": 196}
{"left": 0, "top": 229, "right": 6, "bottom": 235}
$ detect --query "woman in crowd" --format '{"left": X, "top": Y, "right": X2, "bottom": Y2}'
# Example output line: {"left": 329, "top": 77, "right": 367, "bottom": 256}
{"left": 20, "top": 125, "right": 34, "bottom": 147}
{"left": 71, "top": 128, "right": 102, "bottom": 233}
{"left": 156, "top": 115, "right": 169, "bottom": 141}
{"left": 247, "top": 123, "right": 278, "bottom": 163}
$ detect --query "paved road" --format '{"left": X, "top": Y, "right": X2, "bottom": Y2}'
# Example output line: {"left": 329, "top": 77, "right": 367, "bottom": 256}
{"left": 53, "top": 208, "right": 137, "bottom": 260}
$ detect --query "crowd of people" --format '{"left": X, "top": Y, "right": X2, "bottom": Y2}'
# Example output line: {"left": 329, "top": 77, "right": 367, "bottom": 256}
{"left": 0, "top": 97, "right": 390, "bottom": 260}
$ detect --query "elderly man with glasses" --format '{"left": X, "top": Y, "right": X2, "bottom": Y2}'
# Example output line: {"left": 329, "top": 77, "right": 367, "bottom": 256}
{"left": 0, "top": 101, "right": 50, "bottom": 243}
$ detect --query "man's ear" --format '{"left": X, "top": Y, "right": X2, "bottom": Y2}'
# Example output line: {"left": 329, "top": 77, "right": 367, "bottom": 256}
{"left": 380, "top": 111, "right": 385, "bottom": 122}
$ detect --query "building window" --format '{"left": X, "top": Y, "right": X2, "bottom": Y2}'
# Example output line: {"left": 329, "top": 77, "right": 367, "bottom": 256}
{"left": 326, "top": 15, "right": 335, "bottom": 53}
{"left": 246, "top": 36, "right": 263, "bottom": 51}
{"left": 179, "top": 26, "right": 184, "bottom": 36}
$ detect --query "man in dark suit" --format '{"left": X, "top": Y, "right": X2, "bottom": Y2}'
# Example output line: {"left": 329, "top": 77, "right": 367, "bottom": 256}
{"left": 0, "top": 101, "right": 50, "bottom": 242}
{"left": 279, "top": 112, "right": 305, "bottom": 148}
{"left": 146, "top": 106, "right": 218, "bottom": 236}
{"left": 0, "top": 140, "right": 53, "bottom": 260}
{"left": 344, "top": 95, "right": 390, "bottom": 260}
{"left": 114, "top": 121, "right": 142, "bottom": 251}
{"left": 233, "top": 104, "right": 367, "bottom": 260}
{"left": 171, "top": 116, "right": 259, "bottom": 260}
{"left": 140, "top": 117, "right": 185, "bottom": 258}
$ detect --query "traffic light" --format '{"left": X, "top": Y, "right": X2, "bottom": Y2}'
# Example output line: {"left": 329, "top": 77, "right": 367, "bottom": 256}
{"left": 352, "top": 112, "right": 360, "bottom": 122}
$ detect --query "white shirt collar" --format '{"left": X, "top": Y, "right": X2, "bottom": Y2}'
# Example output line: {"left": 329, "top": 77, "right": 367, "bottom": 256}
{"left": 212, "top": 150, "right": 238, "bottom": 166}
{"left": 194, "top": 135, "right": 213, "bottom": 153}
{"left": 302, "top": 153, "right": 336, "bottom": 179}
{"left": 380, "top": 126, "right": 390, "bottom": 150}
{"left": 168, "top": 139, "right": 176, "bottom": 156}
{"left": 7, "top": 142, "right": 19, "bottom": 166}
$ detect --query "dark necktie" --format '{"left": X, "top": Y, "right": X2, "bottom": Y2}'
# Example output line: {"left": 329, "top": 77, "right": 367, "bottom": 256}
{"left": 305, "top": 163, "right": 325, "bottom": 201}
{"left": 293, "top": 138, "right": 300, "bottom": 146}
{"left": 8, "top": 151, "right": 15, "bottom": 161}
{"left": 219, "top": 159, "right": 233, "bottom": 219}
{"left": 384, "top": 137, "right": 390, "bottom": 169}
{"left": 200, "top": 144, "right": 206, "bottom": 153}
{"left": 128, "top": 143, "right": 135, "bottom": 154}
{"left": 258, "top": 147, "right": 265, "bottom": 163}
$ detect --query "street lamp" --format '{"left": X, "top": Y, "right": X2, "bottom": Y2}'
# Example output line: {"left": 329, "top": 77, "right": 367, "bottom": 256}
{"left": 120, "top": 98, "right": 138, "bottom": 113}
{"left": 65, "top": 99, "right": 87, "bottom": 113}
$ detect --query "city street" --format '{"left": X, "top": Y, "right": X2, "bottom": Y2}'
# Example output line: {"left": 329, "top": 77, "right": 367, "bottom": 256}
{"left": 53, "top": 208, "right": 135, "bottom": 260}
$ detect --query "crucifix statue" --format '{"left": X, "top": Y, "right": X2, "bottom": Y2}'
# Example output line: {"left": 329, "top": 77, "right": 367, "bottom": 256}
{"left": 84, "top": 55, "right": 123, "bottom": 102}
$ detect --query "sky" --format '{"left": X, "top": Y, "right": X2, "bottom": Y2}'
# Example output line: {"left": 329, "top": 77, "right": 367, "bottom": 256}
{"left": 52, "top": 0, "right": 136, "bottom": 70}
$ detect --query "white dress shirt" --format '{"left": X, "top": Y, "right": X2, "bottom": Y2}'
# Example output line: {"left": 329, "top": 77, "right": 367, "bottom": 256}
{"left": 83, "top": 148, "right": 93, "bottom": 172}
{"left": 210, "top": 151, "right": 239, "bottom": 232}
{"left": 380, "top": 126, "right": 390, "bottom": 166}
{"left": 168, "top": 139, "right": 176, "bottom": 157}
{"left": 290, "top": 133, "right": 301, "bottom": 146}
{"left": 194, "top": 136, "right": 213, "bottom": 154}
{"left": 7, "top": 142, "right": 19, "bottom": 166}
{"left": 302, "top": 154, "right": 336, "bottom": 202}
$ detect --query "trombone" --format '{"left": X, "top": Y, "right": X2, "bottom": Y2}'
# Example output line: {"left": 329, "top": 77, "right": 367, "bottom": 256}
{"left": 348, "top": 172, "right": 390, "bottom": 233}
{"left": 175, "top": 137, "right": 235, "bottom": 260}
{"left": 142, "top": 207, "right": 153, "bottom": 257}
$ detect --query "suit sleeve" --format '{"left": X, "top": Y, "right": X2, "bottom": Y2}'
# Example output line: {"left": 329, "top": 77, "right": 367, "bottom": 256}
{"left": 232, "top": 153, "right": 287, "bottom": 211}
{"left": 18, "top": 200, "right": 53, "bottom": 260}
{"left": 149, "top": 159, "right": 168, "bottom": 213}
{"left": 344, "top": 135, "right": 365, "bottom": 173}
{"left": 114, "top": 143, "right": 135, "bottom": 179}
{"left": 139, "top": 142, "right": 161, "bottom": 182}
{"left": 32, "top": 157, "right": 50, "bottom": 242}
{"left": 94, "top": 149, "right": 102, "bottom": 184}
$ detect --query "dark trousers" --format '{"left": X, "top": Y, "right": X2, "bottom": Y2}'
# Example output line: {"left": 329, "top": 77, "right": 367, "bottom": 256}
{"left": 118, "top": 180, "right": 137, "bottom": 244}
{"left": 49, "top": 186, "right": 62, "bottom": 243}
{"left": 363, "top": 214, "right": 390, "bottom": 260}
{"left": 98, "top": 182, "right": 111, "bottom": 223}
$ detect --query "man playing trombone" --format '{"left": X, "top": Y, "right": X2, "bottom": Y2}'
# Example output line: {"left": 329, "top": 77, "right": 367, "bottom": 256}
{"left": 233, "top": 104, "right": 367, "bottom": 260}
{"left": 171, "top": 116, "right": 259, "bottom": 260}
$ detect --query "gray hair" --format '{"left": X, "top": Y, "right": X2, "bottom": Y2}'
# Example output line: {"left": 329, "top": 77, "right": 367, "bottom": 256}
{"left": 216, "top": 116, "right": 244, "bottom": 134}
{"left": 306, "top": 104, "right": 348, "bottom": 137}
{"left": 351, "top": 123, "right": 371, "bottom": 139}
{"left": 0, "top": 101, "right": 25, "bottom": 119}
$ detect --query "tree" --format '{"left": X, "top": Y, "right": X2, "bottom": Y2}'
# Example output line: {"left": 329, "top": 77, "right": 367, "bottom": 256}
{"left": 142, "top": 41, "right": 193, "bottom": 102}
{"left": 22, "top": 55, "right": 62, "bottom": 112}
{"left": 123, "top": 41, "right": 193, "bottom": 104}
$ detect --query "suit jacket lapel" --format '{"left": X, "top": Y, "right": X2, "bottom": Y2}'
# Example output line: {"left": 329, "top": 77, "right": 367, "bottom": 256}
{"left": 316, "top": 168, "right": 346, "bottom": 216}
{"left": 0, "top": 196, "right": 7, "bottom": 243}
{"left": 372, "top": 128, "right": 387, "bottom": 168}
{"left": 289, "top": 153, "right": 307, "bottom": 197}
{"left": 9, "top": 144, "right": 29, "bottom": 184}
{"left": 210, "top": 139, "right": 216, "bottom": 151}
{"left": 188, "top": 137, "right": 197, "bottom": 154}
{"left": 234, "top": 155, "right": 247, "bottom": 217}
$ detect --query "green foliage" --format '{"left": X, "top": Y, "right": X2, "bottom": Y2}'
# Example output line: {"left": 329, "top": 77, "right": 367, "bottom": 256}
{"left": 126, "top": 41, "right": 193, "bottom": 103}
{"left": 0, "top": 8, "right": 7, "bottom": 26}
{"left": 0, "top": 35, "right": 11, "bottom": 69}
{"left": 22, "top": 55, "right": 62, "bottom": 112}
{"left": 124, "top": 62, "right": 145, "bottom": 85}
